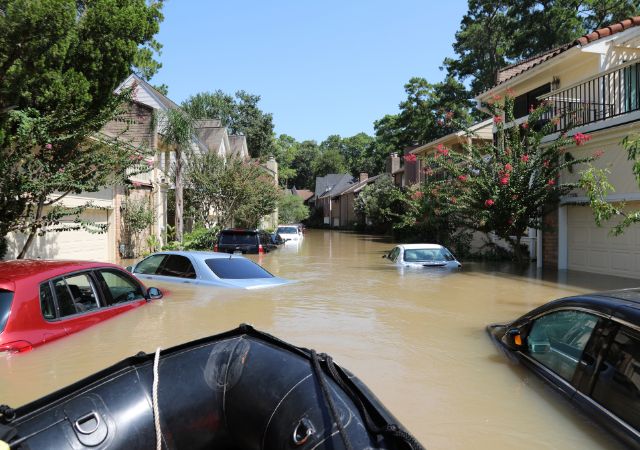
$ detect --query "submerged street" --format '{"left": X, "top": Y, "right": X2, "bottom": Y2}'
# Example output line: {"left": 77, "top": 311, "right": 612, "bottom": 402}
{"left": 1, "top": 230, "right": 637, "bottom": 449}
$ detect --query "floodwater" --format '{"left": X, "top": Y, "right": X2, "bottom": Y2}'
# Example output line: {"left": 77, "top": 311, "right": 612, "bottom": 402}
{"left": 1, "top": 230, "right": 638, "bottom": 449}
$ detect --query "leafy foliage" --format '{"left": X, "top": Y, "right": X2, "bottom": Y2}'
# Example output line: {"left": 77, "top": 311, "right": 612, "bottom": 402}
{"left": 121, "top": 195, "right": 154, "bottom": 257}
{"left": 421, "top": 96, "right": 595, "bottom": 261}
{"left": 0, "top": 0, "right": 163, "bottom": 257}
{"left": 354, "top": 176, "right": 417, "bottom": 234}
{"left": 182, "top": 90, "right": 275, "bottom": 159}
{"left": 278, "top": 194, "right": 310, "bottom": 224}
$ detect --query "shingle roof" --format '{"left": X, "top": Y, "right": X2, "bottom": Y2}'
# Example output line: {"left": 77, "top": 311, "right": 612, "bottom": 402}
{"left": 339, "top": 174, "right": 385, "bottom": 196}
{"left": 315, "top": 174, "right": 354, "bottom": 198}
{"left": 196, "top": 126, "right": 228, "bottom": 154}
{"left": 493, "top": 16, "right": 640, "bottom": 87}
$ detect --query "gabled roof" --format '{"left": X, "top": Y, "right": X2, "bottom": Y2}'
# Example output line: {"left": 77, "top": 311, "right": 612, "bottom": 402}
{"left": 291, "top": 187, "right": 314, "bottom": 201}
{"left": 315, "top": 174, "right": 354, "bottom": 199}
{"left": 339, "top": 174, "right": 385, "bottom": 196}
{"left": 195, "top": 126, "right": 230, "bottom": 157}
{"left": 116, "top": 74, "right": 180, "bottom": 111}
{"left": 493, "top": 16, "right": 640, "bottom": 87}
{"left": 229, "top": 135, "right": 249, "bottom": 159}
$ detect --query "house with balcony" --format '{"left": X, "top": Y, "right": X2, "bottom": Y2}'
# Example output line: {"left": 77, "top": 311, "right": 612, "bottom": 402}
{"left": 476, "top": 16, "right": 640, "bottom": 278}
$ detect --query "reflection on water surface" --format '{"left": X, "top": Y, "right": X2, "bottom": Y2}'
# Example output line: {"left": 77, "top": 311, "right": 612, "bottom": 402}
{"left": 1, "top": 230, "right": 637, "bottom": 449}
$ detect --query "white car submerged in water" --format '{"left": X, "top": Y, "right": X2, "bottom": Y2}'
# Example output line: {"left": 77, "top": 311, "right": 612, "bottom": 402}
{"left": 383, "top": 244, "right": 461, "bottom": 269}
{"left": 276, "top": 225, "right": 302, "bottom": 241}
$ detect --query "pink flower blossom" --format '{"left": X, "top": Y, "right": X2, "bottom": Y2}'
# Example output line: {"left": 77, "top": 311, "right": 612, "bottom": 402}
{"left": 484, "top": 199, "right": 495, "bottom": 207}
{"left": 521, "top": 122, "right": 529, "bottom": 130}
{"left": 593, "top": 150, "right": 604, "bottom": 159}
{"left": 492, "top": 94, "right": 502, "bottom": 101}
{"left": 436, "top": 144, "right": 449, "bottom": 156}
{"left": 45, "top": 143, "right": 52, "bottom": 150}
{"left": 437, "top": 119, "right": 444, "bottom": 127}
{"left": 573, "top": 132, "right": 592, "bottom": 146}
{"left": 457, "top": 174, "right": 468, "bottom": 182}
{"left": 500, "top": 177, "right": 509, "bottom": 185}
{"left": 424, "top": 168, "right": 434, "bottom": 176}
{"left": 521, "top": 154, "right": 530, "bottom": 163}
{"left": 445, "top": 111, "right": 454, "bottom": 120}
{"left": 543, "top": 160, "right": 550, "bottom": 168}
{"left": 547, "top": 179, "right": 556, "bottom": 186}
{"left": 411, "top": 191, "right": 424, "bottom": 200}
{"left": 145, "top": 159, "right": 154, "bottom": 167}
{"left": 451, "top": 197, "right": 457, "bottom": 204}
{"left": 505, "top": 147, "right": 511, "bottom": 156}
{"left": 493, "top": 115, "right": 503, "bottom": 124}
{"left": 404, "top": 153, "right": 417, "bottom": 162}
{"left": 507, "top": 218, "right": 513, "bottom": 225}
{"left": 504, "top": 163, "right": 513, "bottom": 172}
{"left": 58, "top": 168, "right": 65, "bottom": 173}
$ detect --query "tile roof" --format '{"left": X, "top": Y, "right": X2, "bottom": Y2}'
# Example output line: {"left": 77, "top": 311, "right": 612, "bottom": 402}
{"left": 493, "top": 16, "right": 640, "bottom": 87}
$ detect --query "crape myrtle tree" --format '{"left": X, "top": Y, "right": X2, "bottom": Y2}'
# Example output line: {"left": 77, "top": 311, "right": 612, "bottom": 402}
{"left": 184, "top": 152, "right": 279, "bottom": 229}
{"left": 419, "top": 95, "right": 596, "bottom": 263}
{"left": 0, "top": 0, "right": 163, "bottom": 258}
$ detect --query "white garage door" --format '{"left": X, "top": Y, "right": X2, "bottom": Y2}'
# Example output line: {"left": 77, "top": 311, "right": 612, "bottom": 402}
{"left": 8, "top": 208, "right": 111, "bottom": 262}
{"left": 568, "top": 203, "right": 640, "bottom": 278}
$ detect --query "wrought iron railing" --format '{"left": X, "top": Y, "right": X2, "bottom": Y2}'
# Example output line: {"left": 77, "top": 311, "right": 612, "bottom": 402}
{"left": 538, "top": 61, "right": 640, "bottom": 132}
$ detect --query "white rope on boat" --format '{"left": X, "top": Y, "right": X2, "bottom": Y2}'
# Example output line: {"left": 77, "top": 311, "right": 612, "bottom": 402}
{"left": 152, "top": 347, "right": 162, "bottom": 450}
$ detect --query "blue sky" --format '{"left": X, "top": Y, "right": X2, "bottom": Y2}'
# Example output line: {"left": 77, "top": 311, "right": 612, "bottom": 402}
{"left": 151, "top": 1, "right": 469, "bottom": 142}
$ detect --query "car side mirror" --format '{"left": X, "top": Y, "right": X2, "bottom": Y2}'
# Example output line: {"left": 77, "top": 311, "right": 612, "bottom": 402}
{"left": 147, "top": 287, "right": 163, "bottom": 300}
{"left": 502, "top": 327, "right": 526, "bottom": 351}
{"left": 125, "top": 265, "right": 133, "bottom": 272}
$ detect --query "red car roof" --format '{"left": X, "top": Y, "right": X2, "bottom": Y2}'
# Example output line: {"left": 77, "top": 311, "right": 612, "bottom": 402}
{"left": 0, "top": 260, "right": 124, "bottom": 288}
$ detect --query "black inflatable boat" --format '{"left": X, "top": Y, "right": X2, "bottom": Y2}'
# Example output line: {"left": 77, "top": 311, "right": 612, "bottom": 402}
{"left": 0, "top": 324, "right": 424, "bottom": 449}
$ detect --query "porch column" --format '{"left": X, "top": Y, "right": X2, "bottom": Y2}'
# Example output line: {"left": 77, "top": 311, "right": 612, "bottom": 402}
{"left": 536, "top": 228, "right": 543, "bottom": 269}
{"left": 558, "top": 205, "right": 568, "bottom": 270}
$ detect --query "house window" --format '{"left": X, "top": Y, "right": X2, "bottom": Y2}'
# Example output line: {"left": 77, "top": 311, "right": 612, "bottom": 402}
{"left": 513, "top": 83, "right": 551, "bottom": 118}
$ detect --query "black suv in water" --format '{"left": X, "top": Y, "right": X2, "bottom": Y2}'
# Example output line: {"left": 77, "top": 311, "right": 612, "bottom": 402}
{"left": 487, "top": 289, "right": 640, "bottom": 449}
{"left": 214, "top": 229, "right": 275, "bottom": 254}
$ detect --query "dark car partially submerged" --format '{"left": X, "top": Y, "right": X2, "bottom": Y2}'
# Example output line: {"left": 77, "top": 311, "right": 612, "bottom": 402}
{"left": 214, "top": 229, "right": 275, "bottom": 254}
{"left": 487, "top": 289, "right": 640, "bottom": 449}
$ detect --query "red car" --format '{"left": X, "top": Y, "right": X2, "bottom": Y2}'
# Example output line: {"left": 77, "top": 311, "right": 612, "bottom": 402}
{"left": 0, "top": 260, "right": 163, "bottom": 353}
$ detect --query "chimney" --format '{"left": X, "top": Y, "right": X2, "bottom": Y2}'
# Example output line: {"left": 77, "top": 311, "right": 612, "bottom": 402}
{"left": 386, "top": 152, "right": 400, "bottom": 174}
{"left": 359, "top": 172, "right": 368, "bottom": 183}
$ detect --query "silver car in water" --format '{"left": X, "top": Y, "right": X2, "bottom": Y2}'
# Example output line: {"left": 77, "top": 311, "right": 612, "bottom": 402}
{"left": 383, "top": 244, "right": 462, "bottom": 269}
{"left": 127, "top": 251, "right": 291, "bottom": 289}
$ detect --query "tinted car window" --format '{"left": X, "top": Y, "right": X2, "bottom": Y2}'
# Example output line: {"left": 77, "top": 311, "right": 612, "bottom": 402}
{"left": 205, "top": 258, "right": 274, "bottom": 279}
{"left": 219, "top": 231, "right": 257, "bottom": 245}
{"left": 157, "top": 255, "right": 196, "bottom": 279}
{"left": 135, "top": 254, "right": 167, "bottom": 275}
{"left": 99, "top": 270, "right": 145, "bottom": 305}
{"left": 40, "top": 283, "right": 56, "bottom": 320}
{"left": 0, "top": 290, "right": 14, "bottom": 333}
{"left": 527, "top": 310, "right": 599, "bottom": 382}
{"left": 53, "top": 274, "right": 99, "bottom": 317}
{"left": 404, "top": 248, "right": 454, "bottom": 262}
{"left": 591, "top": 326, "right": 640, "bottom": 430}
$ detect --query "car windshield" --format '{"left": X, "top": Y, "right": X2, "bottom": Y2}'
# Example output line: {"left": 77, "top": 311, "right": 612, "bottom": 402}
{"left": 0, "top": 290, "right": 14, "bottom": 334}
{"left": 219, "top": 232, "right": 256, "bottom": 245}
{"left": 403, "top": 248, "right": 454, "bottom": 262}
{"left": 205, "top": 258, "right": 274, "bottom": 279}
{"left": 278, "top": 227, "right": 298, "bottom": 234}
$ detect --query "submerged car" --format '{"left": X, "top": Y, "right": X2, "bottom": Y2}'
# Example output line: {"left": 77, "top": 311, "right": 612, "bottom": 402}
{"left": 487, "top": 290, "right": 640, "bottom": 448}
{"left": 214, "top": 228, "right": 275, "bottom": 254}
{"left": 276, "top": 225, "right": 302, "bottom": 241}
{"left": 128, "top": 251, "right": 290, "bottom": 289}
{"left": 0, "top": 260, "right": 163, "bottom": 353}
{"left": 383, "top": 244, "right": 461, "bottom": 269}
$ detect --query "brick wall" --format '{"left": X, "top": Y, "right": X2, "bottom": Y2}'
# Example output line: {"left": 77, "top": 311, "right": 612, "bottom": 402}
{"left": 542, "top": 208, "right": 558, "bottom": 268}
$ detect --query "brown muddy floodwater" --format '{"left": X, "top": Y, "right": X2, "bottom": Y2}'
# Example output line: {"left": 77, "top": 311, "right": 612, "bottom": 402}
{"left": 1, "top": 229, "right": 639, "bottom": 449}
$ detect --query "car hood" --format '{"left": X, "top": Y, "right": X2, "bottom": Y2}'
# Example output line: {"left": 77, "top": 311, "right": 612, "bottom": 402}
{"left": 278, "top": 233, "right": 300, "bottom": 240}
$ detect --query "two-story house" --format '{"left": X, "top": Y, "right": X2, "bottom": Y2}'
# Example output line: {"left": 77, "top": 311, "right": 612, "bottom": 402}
{"left": 476, "top": 16, "right": 640, "bottom": 279}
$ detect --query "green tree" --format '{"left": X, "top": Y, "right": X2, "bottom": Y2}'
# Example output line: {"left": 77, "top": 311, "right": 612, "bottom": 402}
{"left": 278, "top": 194, "right": 310, "bottom": 224}
{"left": 290, "top": 140, "right": 321, "bottom": 190}
{"left": 312, "top": 145, "right": 348, "bottom": 179}
{"left": 354, "top": 176, "right": 416, "bottom": 234}
{"left": 0, "top": 0, "right": 163, "bottom": 257}
{"left": 182, "top": 90, "right": 275, "bottom": 159}
{"left": 273, "top": 134, "right": 299, "bottom": 188}
{"left": 184, "top": 153, "right": 278, "bottom": 228}
{"left": 421, "top": 96, "right": 596, "bottom": 262}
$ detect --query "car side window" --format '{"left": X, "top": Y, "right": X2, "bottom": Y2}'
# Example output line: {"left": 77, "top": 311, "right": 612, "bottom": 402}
{"left": 98, "top": 270, "right": 145, "bottom": 305}
{"left": 40, "top": 283, "right": 56, "bottom": 320}
{"left": 591, "top": 326, "right": 640, "bottom": 430}
{"left": 157, "top": 255, "right": 196, "bottom": 279}
{"left": 135, "top": 254, "right": 167, "bottom": 275}
{"left": 389, "top": 247, "right": 400, "bottom": 262}
{"left": 53, "top": 273, "right": 100, "bottom": 317}
{"left": 526, "top": 310, "right": 599, "bottom": 382}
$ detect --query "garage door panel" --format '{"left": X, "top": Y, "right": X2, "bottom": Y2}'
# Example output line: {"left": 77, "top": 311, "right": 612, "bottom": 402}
{"left": 568, "top": 203, "right": 640, "bottom": 278}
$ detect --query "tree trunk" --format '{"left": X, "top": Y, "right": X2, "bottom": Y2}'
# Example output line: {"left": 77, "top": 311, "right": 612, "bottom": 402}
{"left": 17, "top": 197, "right": 45, "bottom": 259}
{"left": 175, "top": 147, "right": 184, "bottom": 242}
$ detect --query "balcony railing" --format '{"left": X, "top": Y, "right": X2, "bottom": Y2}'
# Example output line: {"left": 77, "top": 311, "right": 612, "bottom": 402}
{"left": 538, "top": 60, "right": 640, "bottom": 132}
